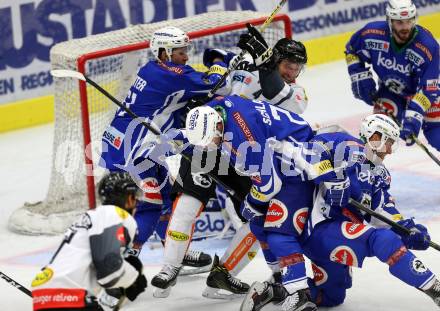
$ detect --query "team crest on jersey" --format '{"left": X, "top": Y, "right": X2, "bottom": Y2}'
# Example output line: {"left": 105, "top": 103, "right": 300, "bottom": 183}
{"left": 410, "top": 258, "right": 429, "bottom": 275}
{"left": 103, "top": 126, "right": 124, "bottom": 150}
{"left": 365, "top": 39, "right": 389, "bottom": 52}
{"left": 32, "top": 267, "right": 54, "bottom": 287}
{"left": 247, "top": 251, "right": 257, "bottom": 260}
{"left": 406, "top": 49, "right": 425, "bottom": 66}
{"left": 330, "top": 246, "right": 359, "bottom": 267}
{"left": 265, "top": 199, "right": 288, "bottom": 228}
{"left": 341, "top": 221, "right": 370, "bottom": 239}
{"left": 426, "top": 79, "right": 438, "bottom": 92}
{"left": 191, "top": 172, "right": 212, "bottom": 188}
{"left": 293, "top": 208, "right": 308, "bottom": 234}
{"left": 311, "top": 263, "right": 328, "bottom": 286}
{"left": 72, "top": 213, "right": 92, "bottom": 229}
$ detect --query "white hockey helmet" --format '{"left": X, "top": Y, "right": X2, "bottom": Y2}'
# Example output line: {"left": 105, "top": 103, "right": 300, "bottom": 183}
{"left": 185, "top": 106, "right": 224, "bottom": 147}
{"left": 150, "top": 26, "right": 191, "bottom": 60}
{"left": 360, "top": 114, "right": 400, "bottom": 156}
{"left": 386, "top": 0, "right": 417, "bottom": 20}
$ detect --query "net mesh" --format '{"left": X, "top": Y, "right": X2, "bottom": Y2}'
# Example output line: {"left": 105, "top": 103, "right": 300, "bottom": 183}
{"left": 8, "top": 11, "right": 290, "bottom": 235}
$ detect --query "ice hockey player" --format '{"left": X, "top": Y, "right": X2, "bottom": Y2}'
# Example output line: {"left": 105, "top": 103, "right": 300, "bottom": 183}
{"left": 158, "top": 95, "right": 317, "bottom": 310}
{"left": 99, "top": 26, "right": 229, "bottom": 271}
{"left": 151, "top": 26, "right": 310, "bottom": 299}
{"left": 31, "top": 172, "right": 147, "bottom": 311}
{"left": 241, "top": 114, "right": 440, "bottom": 310}
{"left": 345, "top": 0, "right": 440, "bottom": 150}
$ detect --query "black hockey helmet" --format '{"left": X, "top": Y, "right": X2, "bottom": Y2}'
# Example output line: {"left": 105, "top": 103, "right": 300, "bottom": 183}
{"left": 273, "top": 38, "right": 307, "bottom": 65}
{"left": 98, "top": 171, "right": 140, "bottom": 208}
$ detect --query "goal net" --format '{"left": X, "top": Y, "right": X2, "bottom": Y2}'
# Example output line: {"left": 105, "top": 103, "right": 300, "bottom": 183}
{"left": 8, "top": 11, "right": 292, "bottom": 235}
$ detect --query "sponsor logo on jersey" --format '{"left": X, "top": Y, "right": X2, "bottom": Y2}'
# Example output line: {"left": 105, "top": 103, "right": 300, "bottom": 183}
{"left": 188, "top": 110, "right": 199, "bottom": 130}
{"left": 406, "top": 49, "right": 424, "bottom": 66}
{"left": 410, "top": 258, "right": 429, "bottom": 275}
{"left": 413, "top": 92, "right": 432, "bottom": 111}
{"left": 159, "top": 62, "right": 183, "bottom": 74}
{"left": 313, "top": 160, "right": 333, "bottom": 177}
{"left": 265, "top": 199, "right": 288, "bottom": 228}
{"left": 168, "top": 230, "right": 189, "bottom": 241}
{"left": 350, "top": 150, "right": 366, "bottom": 164}
{"left": 341, "top": 221, "right": 370, "bottom": 239}
{"left": 32, "top": 267, "right": 54, "bottom": 287}
{"left": 115, "top": 207, "right": 130, "bottom": 220}
{"left": 233, "top": 111, "right": 255, "bottom": 144}
{"left": 116, "top": 226, "right": 126, "bottom": 244}
{"left": 254, "top": 101, "right": 272, "bottom": 125}
{"left": 426, "top": 79, "right": 438, "bottom": 92}
{"left": 191, "top": 172, "right": 212, "bottom": 188}
{"left": 293, "top": 208, "right": 308, "bottom": 234}
{"left": 72, "top": 213, "right": 92, "bottom": 229}
{"left": 330, "top": 246, "right": 359, "bottom": 267}
{"left": 361, "top": 28, "right": 386, "bottom": 36}
{"left": 141, "top": 178, "right": 163, "bottom": 204}
{"left": 250, "top": 186, "right": 266, "bottom": 202}
{"left": 377, "top": 52, "right": 411, "bottom": 75}
{"left": 345, "top": 53, "right": 360, "bottom": 66}
{"left": 207, "top": 64, "right": 227, "bottom": 76}
{"left": 415, "top": 42, "right": 433, "bottom": 61}
{"left": 311, "top": 263, "right": 328, "bottom": 286}
{"left": 233, "top": 74, "right": 252, "bottom": 85}
{"left": 374, "top": 98, "right": 398, "bottom": 116}
{"left": 103, "top": 126, "right": 124, "bottom": 150}
{"left": 365, "top": 39, "right": 389, "bottom": 52}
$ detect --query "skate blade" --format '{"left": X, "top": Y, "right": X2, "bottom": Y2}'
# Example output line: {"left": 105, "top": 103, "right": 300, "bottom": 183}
{"left": 240, "top": 282, "right": 266, "bottom": 311}
{"left": 153, "top": 286, "right": 172, "bottom": 298}
{"left": 179, "top": 265, "right": 211, "bottom": 276}
{"left": 202, "top": 286, "right": 245, "bottom": 300}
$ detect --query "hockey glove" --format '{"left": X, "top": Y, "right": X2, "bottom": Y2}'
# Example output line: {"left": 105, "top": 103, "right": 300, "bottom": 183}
{"left": 350, "top": 69, "right": 377, "bottom": 105}
{"left": 324, "top": 177, "right": 351, "bottom": 208}
{"left": 395, "top": 218, "right": 430, "bottom": 250}
{"left": 203, "top": 48, "right": 235, "bottom": 68}
{"left": 124, "top": 272, "right": 147, "bottom": 301}
{"left": 237, "top": 23, "right": 273, "bottom": 67}
{"left": 400, "top": 109, "right": 423, "bottom": 146}
{"left": 240, "top": 195, "right": 264, "bottom": 224}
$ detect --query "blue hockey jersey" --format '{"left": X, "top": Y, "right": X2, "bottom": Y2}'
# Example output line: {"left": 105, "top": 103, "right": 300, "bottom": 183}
{"left": 205, "top": 95, "right": 314, "bottom": 205}
{"left": 345, "top": 21, "right": 439, "bottom": 119}
{"left": 305, "top": 131, "right": 403, "bottom": 236}
{"left": 99, "top": 60, "right": 228, "bottom": 171}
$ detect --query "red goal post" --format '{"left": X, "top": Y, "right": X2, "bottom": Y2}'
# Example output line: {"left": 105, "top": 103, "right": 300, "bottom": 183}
{"left": 9, "top": 11, "right": 292, "bottom": 235}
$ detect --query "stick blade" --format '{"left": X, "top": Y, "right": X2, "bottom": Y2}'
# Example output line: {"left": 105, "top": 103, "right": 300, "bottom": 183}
{"left": 50, "top": 69, "right": 86, "bottom": 81}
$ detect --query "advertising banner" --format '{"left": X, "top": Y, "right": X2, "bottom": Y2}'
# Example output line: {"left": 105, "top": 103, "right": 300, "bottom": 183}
{"left": 1, "top": 0, "right": 439, "bottom": 105}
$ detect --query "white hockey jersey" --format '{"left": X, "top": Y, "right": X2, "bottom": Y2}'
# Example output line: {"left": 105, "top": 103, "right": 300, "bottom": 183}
{"left": 229, "top": 54, "right": 308, "bottom": 114}
{"left": 31, "top": 205, "right": 138, "bottom": 310}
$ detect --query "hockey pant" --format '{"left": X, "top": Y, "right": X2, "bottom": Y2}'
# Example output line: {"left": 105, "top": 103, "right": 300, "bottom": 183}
{"left": 373, "top": 88, "right": 440, "bottom": 151}
{"left": 167, "top": 149, "right": 256, "bottom": 272}
{"left": 257, "top": 177, "right": 314, "bottom": 293}
{"left": 302, "top": 220, "right": 436, "bottom": 307}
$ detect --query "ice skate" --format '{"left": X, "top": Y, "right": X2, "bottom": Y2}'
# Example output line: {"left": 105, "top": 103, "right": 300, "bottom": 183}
{"left": 180, "top": 250, "right": 213, "bottom": 276}
{"left": 202, "top": 254, "right": 250, "bottom": 299}
{"left": 151, "top": 264, "right": 181, "bottom": 298}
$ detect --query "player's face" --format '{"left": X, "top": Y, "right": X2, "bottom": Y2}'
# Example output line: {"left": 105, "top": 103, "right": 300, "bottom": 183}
{"left": 278, "top": 59, "right": 303, "bottom": 84}
{"left": 170, "top": 47, "right": 190, "bottom": 65}
{"left": 369, "top": 133, "right": 394, "bottom": 160}
{"left": 210, "top": 121, "right": 224, "bottom": 148}
{"left": 391, "top": 18, "right": 415, "bottom": 44}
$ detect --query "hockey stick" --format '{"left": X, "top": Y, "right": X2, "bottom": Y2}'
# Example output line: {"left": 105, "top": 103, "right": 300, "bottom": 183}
{"left": 348, "top": 198, "right": 440, "bottom": 252}
{"left": 374, "top": 101, "right": 440, "bottom": 167}
{"left": 206, "top": 0, "right": 288, "bottom": 99}
{"left": 0, "top": 271, "right": 32, "bottom": 297}
{"left": 50, "top": 69, "right": 243, "bottom": 202}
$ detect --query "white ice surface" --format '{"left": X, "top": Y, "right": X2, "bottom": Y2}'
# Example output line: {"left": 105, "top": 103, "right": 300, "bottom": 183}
{"left": 1, "top": 60, "right": 439, "bottom": 311}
